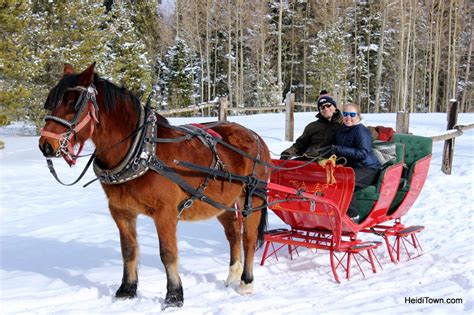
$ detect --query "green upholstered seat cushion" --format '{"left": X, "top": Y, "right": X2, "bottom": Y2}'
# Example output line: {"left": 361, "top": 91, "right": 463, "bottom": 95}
{"left": 393, "top": 134, "right": 432, "bottom": 166}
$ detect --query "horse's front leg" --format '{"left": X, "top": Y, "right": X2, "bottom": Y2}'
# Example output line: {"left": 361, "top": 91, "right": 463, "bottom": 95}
{"left": 240, "top": 207, "right": 264, "bottom": 295}
{"left": 153, "top": 212, "right": 183, "bottom": 308}
{"left": 110, "top": 205, "right": 139, "bottom": 299}
{"left": 217, "top": 211, "right": 242, "bottom": 286}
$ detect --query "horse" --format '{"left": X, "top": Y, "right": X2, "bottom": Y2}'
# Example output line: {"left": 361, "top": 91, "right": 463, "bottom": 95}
{"left": 38, "top": 62, "right": 271, "bottom": 308}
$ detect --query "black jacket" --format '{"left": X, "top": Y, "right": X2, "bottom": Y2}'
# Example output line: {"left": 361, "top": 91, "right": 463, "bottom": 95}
{"left": 291, "top": 111, "right": 343, "bottom": 156}
{"left": 334, "top": 123, "right": 381, "bottom": 169}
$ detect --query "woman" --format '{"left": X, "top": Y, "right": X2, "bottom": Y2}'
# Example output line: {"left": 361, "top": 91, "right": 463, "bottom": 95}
{"left": 332, "top": 103, "right": 381, "bottom": 222}
{"left": 280, "top": 91, "right": 342, "bottom": 159}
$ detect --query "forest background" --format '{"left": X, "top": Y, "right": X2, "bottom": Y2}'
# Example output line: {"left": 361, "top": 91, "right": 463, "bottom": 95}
{"left": 1, "top": 0, "right": 472, "bottom": 130}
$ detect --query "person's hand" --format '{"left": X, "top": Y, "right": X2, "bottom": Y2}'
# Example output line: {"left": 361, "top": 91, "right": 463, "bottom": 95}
{"left": 280, "top": 146, "right": 297, "bottom": 160}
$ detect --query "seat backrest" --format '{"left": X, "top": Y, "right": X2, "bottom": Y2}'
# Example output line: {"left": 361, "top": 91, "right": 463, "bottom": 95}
{"left": 393, "top": 134, "right": 432, "bottom": 169}
{"left": 387, "top": 134, "right": 433, "bottom": 217}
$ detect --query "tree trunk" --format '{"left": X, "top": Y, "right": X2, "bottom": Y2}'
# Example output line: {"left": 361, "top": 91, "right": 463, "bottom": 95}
{"left": 277, "top": 0, "right": 283, "bottom": 103}
{"left": 374, "top": 0, "right": 387, "bottom": 113}
{"left": 227, "top": 0, "right": 233, "bottom": 107}
{"left": 409, "top": 0, "right": 417, "bottom": 113}
{"left": 195, "top": 4, "right": 204, "bottom": 104}
{"left": 460, "top": 14, "right": 472, "bottom": 112}
{"left": 431, "top": 0, "right": 444, "bottom": 112}
{"left": 206, "top": 0, "right": 211, "bottom": 102}
{"left": 303, "top": 1, "right": 308, "bottom": 106}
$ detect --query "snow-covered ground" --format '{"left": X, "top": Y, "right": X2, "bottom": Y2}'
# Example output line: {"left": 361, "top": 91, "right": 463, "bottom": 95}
{"left": 1, "top": 112, "right": 473, "bottom": 314}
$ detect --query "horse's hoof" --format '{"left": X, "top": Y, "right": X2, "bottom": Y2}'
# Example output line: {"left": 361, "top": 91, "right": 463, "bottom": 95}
{"left": 238, "top": 281, "right": 253, "bottom": 295}
{"left": 115, "top": 283, "right": 137, "bottom": 299}
{"left": 225, "top": 261, "right": 243, "bottom": 286}
{"left": 164, "top": 295, "right": 184, "bottom": 308}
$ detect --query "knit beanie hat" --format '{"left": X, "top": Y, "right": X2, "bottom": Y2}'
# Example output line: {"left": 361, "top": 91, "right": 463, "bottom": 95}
{"left": 317, "top": 90, "right": 337, "bottom": 110}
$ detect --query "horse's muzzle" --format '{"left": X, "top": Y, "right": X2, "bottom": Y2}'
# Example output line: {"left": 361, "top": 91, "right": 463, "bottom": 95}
{"left": 39, "top": 139, "right": 56, "bottom": 157}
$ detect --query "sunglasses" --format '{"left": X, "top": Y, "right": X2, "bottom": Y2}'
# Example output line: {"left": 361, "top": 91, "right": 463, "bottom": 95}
{"left": 320, "top": 104, "right": 333, "bottom": 109}
{"left": 342, "top": 112, "right": 357, "bottom": 118}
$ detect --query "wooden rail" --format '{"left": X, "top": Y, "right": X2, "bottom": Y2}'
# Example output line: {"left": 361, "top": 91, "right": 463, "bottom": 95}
{"left": 158, "top": 103, "right": 214, "bottom": 116}
{"left": 431, "top": 123, "right": 474, "bottom": 142}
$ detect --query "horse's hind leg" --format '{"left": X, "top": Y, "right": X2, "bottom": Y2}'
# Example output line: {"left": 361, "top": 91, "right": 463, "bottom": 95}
{"left": 240, "top": 198, "right": 266, "bottom": 295}
{"left": 110, "top": 205, "right": 139, "bottom": 298}
{"left": 217, "top": 211, "right": 243, "bottom": 286}
{"left": 152, "top": 211, "right": 183, "bottom": 308}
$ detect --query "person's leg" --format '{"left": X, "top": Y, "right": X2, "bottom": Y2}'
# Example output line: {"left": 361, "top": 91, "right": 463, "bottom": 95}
{"left": 354, "top": 168, "right": 380, "bottom": 189}
{"left": 347, "top": 168, "right": 381, "bottom": 219}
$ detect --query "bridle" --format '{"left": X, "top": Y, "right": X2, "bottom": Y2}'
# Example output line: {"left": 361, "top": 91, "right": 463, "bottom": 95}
{"left": 41, "top": 85, "right": 99, "bottom": 166}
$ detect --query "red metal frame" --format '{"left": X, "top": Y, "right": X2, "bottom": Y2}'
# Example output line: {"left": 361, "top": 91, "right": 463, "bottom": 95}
{"left": 387, "top": 154, "right": 432, "bottom": 220}
{"left": 362, "top": 221, "right": 425, "bottom": 263}
{"left": 260, "top": 227, "right": 383, "bottom": 283}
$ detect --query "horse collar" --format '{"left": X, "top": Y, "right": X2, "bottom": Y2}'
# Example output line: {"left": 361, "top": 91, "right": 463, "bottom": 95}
{"left": 93, "top": 106, "right": 155, "bottom": 184}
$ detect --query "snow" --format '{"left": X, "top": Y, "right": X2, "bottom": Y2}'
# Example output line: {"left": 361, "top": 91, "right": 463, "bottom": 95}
{"left": 1, "top": 112, "right": 473, "bottom": 314}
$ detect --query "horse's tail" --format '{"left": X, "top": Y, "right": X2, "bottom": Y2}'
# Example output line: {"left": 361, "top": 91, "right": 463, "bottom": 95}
{"left": 257, "top": 203, "right": 268, "bottom": 249}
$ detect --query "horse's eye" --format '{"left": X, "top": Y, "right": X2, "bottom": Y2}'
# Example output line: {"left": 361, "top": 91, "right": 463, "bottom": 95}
{"left": 66, "top": 100, "right": 75, "bottom": 107}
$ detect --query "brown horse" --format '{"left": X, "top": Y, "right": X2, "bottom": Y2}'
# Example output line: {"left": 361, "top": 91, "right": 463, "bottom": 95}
{"left": 38, "top": 63, "right": 271, "bottom": 308}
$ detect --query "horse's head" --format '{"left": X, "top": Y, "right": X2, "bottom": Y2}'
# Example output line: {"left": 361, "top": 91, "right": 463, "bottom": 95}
{"left": 39, "top": 63, "right": 100, "bottom": 166}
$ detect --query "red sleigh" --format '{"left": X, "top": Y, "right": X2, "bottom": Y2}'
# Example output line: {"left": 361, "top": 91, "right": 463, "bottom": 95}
{"left": 261, "top": 134, "right": 432, "bottom": 282}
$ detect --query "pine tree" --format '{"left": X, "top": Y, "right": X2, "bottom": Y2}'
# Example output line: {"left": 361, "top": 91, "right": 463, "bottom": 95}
{"left": 308, "top": 24, "right": 350, "bottom": 101}
{"left": 0, "top": 1, "right": 37, "bottom": 125}
{"left": 162, "top": 38, "right": 195, "bottom": 109}
{"left": 105, "top": 1, "right": 152, "bottom": 95}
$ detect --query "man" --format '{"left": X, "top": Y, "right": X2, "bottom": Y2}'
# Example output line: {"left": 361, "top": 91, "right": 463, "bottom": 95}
{"left": 280, "top": 91, "right": 343, "bottom": 160}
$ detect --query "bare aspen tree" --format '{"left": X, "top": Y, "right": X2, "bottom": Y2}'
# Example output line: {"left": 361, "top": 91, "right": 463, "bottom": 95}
{"left": 366, "top": 5, "right": 371, "bottom": 113}
{"left": 403, "top": 0, "right": 412, "bottom": 112}
{"left": 460, "top": 13, "right": 472, "bottom": 112}
{"left": 303, "top": 0, "right": 309, "bottom": 105}
{"left": 234, "top": 1, "right": 239, "bottom": 107}
{"left": 239, "top": 0, "right": 244, "bottom": 107}
{"left": 290, "top": 5, "right": 295, "bottom": 97}
{"left": 409, "top": 0, "right": 417, "bottom": 113}
{"left": 451, "top": 0, "right": 458, "bottom": 100}
{"left": 431, "top": 0, "right": 444, "bottom": 112}
{"left": 396, "top": 0, "right": 405, "bottom": 112}
{"left": 194, "top": 2, "right": 205, "bottom": 103}
{"left": 205, "top": 0, "right": 211, "bottom": 102}
{"left": 278, "top": 0, "right": 283, "bottom": 104}
{"left": 374, "top": 0, "right": 387, "bottom": 113}
{"left": 227, "top": 0, "right": 233, "bottom": 107}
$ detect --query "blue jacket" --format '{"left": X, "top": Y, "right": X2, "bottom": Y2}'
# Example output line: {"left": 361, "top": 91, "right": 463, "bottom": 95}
{"left": 334, "top": 123, "right": 381, "bottom": 169}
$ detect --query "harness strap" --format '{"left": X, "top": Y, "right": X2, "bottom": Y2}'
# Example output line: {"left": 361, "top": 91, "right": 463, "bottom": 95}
{"left": 46, "top": 152, "right": 96, "bottom": 186}
{"left": 149, "top": 158, "right": 238, "bottom": 212}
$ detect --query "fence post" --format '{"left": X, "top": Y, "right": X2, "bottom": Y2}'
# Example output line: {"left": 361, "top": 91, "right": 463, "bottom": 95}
{"left": 334, "top": 85, "right": 341, "bottom": 108}
{"left": 441, "top": 100, "right": 458, "bottom": 174}
{"left": 285, "top": 93, "right": 295, "bottom": 141}
{"left": 218, "top": 97, "right": 228, "bottom": 121}
{"left": 396, "top": 111, "right": 410, "bottom": 134}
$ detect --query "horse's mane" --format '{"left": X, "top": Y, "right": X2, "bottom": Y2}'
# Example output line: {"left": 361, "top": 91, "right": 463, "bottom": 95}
{"left": 44, "top": 74, "right": 159, "bottom": 121}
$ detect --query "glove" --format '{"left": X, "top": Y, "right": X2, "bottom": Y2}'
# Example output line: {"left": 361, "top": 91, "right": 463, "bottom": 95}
{"left": 280, "top": 146, "right": 297, "bottom": 160}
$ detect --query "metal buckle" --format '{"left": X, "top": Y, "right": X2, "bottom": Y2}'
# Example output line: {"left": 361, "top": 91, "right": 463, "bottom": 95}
{"left": 182, "top": 199, "right": 194, "bottom": 209}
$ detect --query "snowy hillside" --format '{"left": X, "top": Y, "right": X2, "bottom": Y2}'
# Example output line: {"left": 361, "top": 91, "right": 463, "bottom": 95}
{"left": 1, "top": 112, "right": 473, "bottom": 314}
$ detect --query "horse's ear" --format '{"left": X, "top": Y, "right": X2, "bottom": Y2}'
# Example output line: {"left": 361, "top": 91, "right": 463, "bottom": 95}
{"left": 78, "top": 62, "right": 96, "bottom": 86}
{"left": 64, "top": 63, "right": 75, "bottom": 75}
